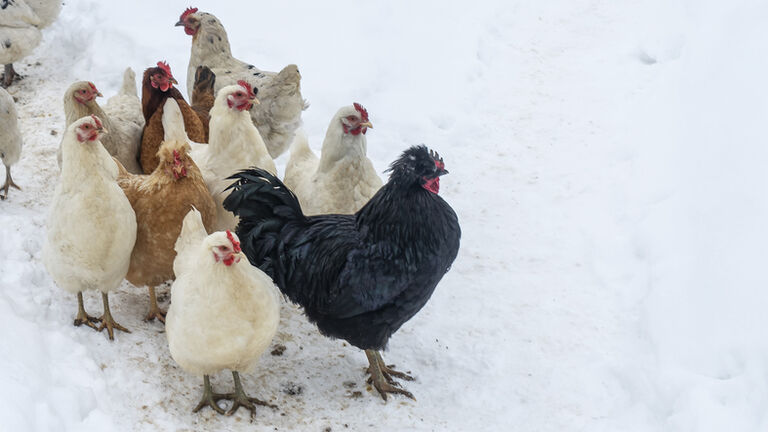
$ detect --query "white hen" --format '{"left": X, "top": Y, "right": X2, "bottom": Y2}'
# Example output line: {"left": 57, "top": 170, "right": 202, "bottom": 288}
{"left": 43, "top": 115, "right": 137, "bottom": 340}
{"left": 284, "top": 103, "right": 382, "bottom": 215}
{"left": 0, "top": 0, "right": 41, "bottom": 87}
{"left": 166, "top": 208, "right": 279, "bottom": 416}
{"left": 59, "top": 72, "right": 143, "bottom": 173}
{"left": 191, "top": 81, "right": 276, "bottom": 231}
{"left": 0, "top": 87, "right": 21, "bottom": 199}
{"left": 176, "top": 8, "right": 306, "bottom": 158}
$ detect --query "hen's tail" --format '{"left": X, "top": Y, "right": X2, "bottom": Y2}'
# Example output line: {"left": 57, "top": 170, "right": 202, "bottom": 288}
{"left": 223, "top": 168, "right": 306, "bottom": 276}
{"left": 118, "top": 68, "right": 138, "bottom": 97}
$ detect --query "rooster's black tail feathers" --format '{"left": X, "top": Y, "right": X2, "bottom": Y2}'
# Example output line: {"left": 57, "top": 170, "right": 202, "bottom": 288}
{"left": 223, "top": 168, "right": 306, "bottom": 276}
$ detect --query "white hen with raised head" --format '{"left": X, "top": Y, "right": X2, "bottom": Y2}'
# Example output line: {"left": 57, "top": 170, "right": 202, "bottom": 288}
{"left": 0, "top": 87, "right": 21, "bottom": 199}
{"left": 284, "top": 103, "right": 382, "bottom": 215}
{"left": 44, "top": 115, "right": 137, "bottom": 340}
{"left": 59, "top": 74, "right": 143, "bottom": 173}
{"left": 166, "top": 208, "right": 279, "bottom": 416}
{"left": 0, "top": 0, "right": 41, "bottom": 87}
{"left": 191, "top": 80, "right": 276, "bottom": 231}
{"left": 176, "top": 7, "right": 306, "bottom": 158}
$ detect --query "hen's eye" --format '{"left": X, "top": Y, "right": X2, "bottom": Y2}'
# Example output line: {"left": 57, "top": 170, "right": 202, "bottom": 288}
{"left": 346, "top": 116, "right": 357, "bottom": 122}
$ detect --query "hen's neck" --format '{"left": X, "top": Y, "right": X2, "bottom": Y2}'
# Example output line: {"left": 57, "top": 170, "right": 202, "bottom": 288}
{"left": 192, "top": 17, "right": 233, "bottom": 66}
{"left": 317, "top": 125, "right": 367, "bottom": 173}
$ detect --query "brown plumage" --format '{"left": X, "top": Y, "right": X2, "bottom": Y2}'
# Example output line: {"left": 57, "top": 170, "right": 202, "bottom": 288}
{"left": 116, "top": 138, "right": 216, "bottom": 322}
{"left": 139, "top": 63, "right": 206, "bottom": 174}
{"left": 190, "top": 65, "right": 216, "bottom": 140}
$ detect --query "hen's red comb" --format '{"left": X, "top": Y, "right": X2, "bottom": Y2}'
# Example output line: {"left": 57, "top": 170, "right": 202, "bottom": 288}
{"left": 237, "top": 80, "right": 256, "bottom": 99}
{"left": 172, "top": 149, "right": 182, "bottom": 164}
{"left": 157, "top": 61, "right": 173, "bottom": 78}
{"left": 180, "top": 7, "right": 198, "bottom": 21}
{"left": 225, "top": 230, "right": 241, "bottom": 253}
{"left": 88, "top": 82, "right": 98, "bottom": 92}
{"left": 90, "top": 115, "right": 103, "bottom": 129}
{"left": 353, "top": 103, "right": 369, "bottom": 122}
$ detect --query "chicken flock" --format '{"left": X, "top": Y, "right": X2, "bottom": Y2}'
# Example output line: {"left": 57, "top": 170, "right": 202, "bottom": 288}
{"left": 1, "top": 5, "right": 461, "bottom": 419}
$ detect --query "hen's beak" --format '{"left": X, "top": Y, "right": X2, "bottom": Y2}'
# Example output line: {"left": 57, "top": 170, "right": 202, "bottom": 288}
{"left": 436, "top": 168, "right": 449, "bottom": 176}
{"left": 170, "top": 77, "right": 178, "bottom": 85}
{"left": 96, "top": 92, "right": 103, "bottom": 98}
{"left": 251, "top": 97, "right": 261, "bottom": 105}
{"left": 360, "top": 121, "right": 373, "bottom": 129}
{"left": 175, "top": 20, "right": 184, "bottom": 27}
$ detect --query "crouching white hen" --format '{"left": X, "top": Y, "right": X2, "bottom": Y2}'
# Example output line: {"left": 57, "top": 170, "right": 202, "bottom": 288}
{"left": 166, "top": 208, "right": 280, "bottom": 416}
{"left": 43, "top": 115, "right": 137, "bottom": 340}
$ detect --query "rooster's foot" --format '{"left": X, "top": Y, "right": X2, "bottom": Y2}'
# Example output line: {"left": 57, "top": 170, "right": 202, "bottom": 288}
{"left": 365, "top": 349, "right": 416, "bottom": 401}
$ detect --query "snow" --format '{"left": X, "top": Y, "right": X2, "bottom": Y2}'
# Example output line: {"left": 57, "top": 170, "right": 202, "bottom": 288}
{"left": 1, "top": 0, "right": 766, "bottom": 430}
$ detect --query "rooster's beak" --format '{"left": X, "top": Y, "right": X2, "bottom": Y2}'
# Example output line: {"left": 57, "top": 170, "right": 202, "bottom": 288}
{"left": 252, "top": 97, "right": 260, "bottom": 105}
{"left": 360, "top": 121, "right": 373, "bottom": 129}
{"left": 175, "top": 20, "right": 184, "bottom": 27}
{"left": 170, "top": 77, "right": 178, "bottom": 85}
{"left": 437, "top": 168, "right": 449, "bottom": 176}
{"left": 96, "top": 92, "right": 103, "bottom": 98}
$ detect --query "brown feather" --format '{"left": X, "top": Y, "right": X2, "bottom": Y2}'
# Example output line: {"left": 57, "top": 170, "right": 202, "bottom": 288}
{"left": 139, "top": 67, "right": 206, "bottom": 173}
{"left": 117, "top": 139, "right": 216, "bottom": 288}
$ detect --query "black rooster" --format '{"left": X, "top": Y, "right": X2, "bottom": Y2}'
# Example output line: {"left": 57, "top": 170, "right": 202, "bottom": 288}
{"left": 223, "top": 145, "right": 461, "bottom": 400}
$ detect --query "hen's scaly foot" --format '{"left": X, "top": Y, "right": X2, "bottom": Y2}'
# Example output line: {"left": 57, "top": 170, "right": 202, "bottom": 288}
{"left": 96, "top": 292, "right": 130, "bottom": 340}
{"left": 365, "top": 349, "right": 416, "bottom": 401}
{"left": 73, "top": 292, "right": 101, "bottom": 330}
{"left": 226, "top": 371, "right": 277, "bottom": 418}
{"left": 193, "top": 375, "right": 228, "bottom": 415}
{"left": 0, "top": 166, "right": 20, "bottom": 200}
{"left": 145, "top": 286, "right": 166, "bottom": 323}
{"left": 1, "top": 64, "right": 18, "bottom": 88}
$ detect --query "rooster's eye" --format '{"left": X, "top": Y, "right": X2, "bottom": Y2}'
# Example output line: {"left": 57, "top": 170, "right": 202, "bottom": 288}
{"left": 346, "top": 116, "right": 357, "bottom": 122}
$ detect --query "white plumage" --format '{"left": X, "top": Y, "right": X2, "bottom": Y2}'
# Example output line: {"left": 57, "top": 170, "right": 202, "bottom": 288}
{"left": 59, "top": 72, "right": 143, "bottom": 173}
{"left": 43, "top": 115, "right": 137, "bottom": 339}
{"left": 105, "top": 67, "right": 144, "bottom": 129}
{"left": 0, "top": 0, "right": 60, "bottom": 87}
{"left": 284, "top": 104, "right": 382, "bottom": 215}
{"left": 178, "top": 9, "right": 306, "bottom": 158}
{"left": 0, "top": 86, "right": 21, "bottom": 199}
{"left": 166, "top": 208, "right": 279, "bottom": 415}
{"left": 191, "top": 82, "right": 276, "bottom": 231}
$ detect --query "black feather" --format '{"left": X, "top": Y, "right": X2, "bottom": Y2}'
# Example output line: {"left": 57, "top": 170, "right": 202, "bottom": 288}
{"left": 224, "top": 146, "right": 461, "bottom": 350}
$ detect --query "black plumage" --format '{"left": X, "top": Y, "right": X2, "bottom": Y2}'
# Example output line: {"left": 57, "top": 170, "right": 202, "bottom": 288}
{"left": 223, "top": 145, "right": 461, "bottom": 400}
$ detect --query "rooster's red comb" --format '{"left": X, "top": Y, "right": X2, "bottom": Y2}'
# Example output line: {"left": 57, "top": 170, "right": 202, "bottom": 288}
{"left": 429, "top": 148, "right": 445, "bottom": 170}
{"left": 172, "top": 149, "right": 182, "bottom": 163}
{"left": 88, "top": 82, "right": 98, "bottom": 92}
{"left": 157, "top": 61, "right": 173, "bottom": 77}
{"left": 237, "top": 80, "right": 256, "bottom": 99}
{"left": 180, "top": 7, "right": 198, "bottom": 21}
{"left": 225, "top": 230, "right": 241, "bottom": 253}
{"left": 353, "top": 103, "right": 369, "bottom": 122}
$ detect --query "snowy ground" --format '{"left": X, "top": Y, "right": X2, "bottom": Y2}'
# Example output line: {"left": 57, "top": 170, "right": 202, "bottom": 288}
{"left": 2, "top": 0, "right": 767, "bottom": 431}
